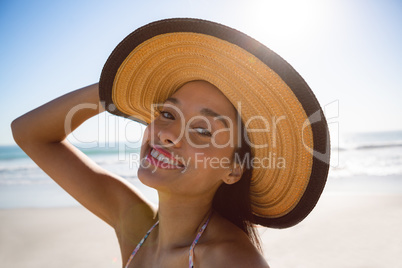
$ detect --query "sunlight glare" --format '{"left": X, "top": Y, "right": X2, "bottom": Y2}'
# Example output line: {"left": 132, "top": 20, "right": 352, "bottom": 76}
{"left": 243, "top": 0, "right": 330, "bottom": 50}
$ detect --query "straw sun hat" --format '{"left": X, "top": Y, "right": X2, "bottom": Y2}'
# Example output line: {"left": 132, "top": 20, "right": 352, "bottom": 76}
{"left": 99, "top": 18, "right": 330, "bottom": 228}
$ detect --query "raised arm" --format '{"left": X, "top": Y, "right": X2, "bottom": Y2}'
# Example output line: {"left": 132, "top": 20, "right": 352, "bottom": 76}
{"left": 11, "top": 83, "right": 156, "bottom": 229}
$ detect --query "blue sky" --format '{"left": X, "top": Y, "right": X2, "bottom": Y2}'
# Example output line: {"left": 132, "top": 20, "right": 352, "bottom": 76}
{"left": 1, "top": 0, "right": 401, "bottom": 145}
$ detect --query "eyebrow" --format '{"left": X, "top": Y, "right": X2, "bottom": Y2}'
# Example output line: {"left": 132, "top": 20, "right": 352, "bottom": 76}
{"left": 164, "top": 97, "right": 229, "bottom": 128}
{"left": 200, "top": 108, "right": 229, "bottom": 128}
{"left": 165, "top": 97, "right": 179, "bottom": 104}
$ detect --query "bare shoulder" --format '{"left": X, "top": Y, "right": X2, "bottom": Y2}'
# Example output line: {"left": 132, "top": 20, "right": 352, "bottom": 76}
{"left": 202, "top": 240, "right": 269, "bottom": 268}
{"left": 197, "top": 214, "right": 270, "bottom": 268}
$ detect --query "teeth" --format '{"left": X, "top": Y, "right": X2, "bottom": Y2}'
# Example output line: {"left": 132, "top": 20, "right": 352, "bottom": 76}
{"left": 150, "top": 149, "right": 181, "bottom": 166}
{"left": 158, "top": 154, "right": 169, "bottom": 163}
{"left": 151, "top": 149, "right": 159, "bottom": 158}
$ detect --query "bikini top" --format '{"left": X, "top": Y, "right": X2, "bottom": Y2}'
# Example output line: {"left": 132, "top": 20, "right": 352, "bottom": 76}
{"left": 124, "top": 212, "right": 212, "bottom": 268}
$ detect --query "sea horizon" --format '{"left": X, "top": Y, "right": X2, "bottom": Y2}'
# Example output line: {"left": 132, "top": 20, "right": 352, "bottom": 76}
{"left": 1, "top": 130, "right": 402, "bottom": 209}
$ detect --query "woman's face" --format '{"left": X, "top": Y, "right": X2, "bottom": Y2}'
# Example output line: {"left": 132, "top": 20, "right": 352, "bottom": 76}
{"left": 138, "top": 81, "right": 240, "bottom": 197}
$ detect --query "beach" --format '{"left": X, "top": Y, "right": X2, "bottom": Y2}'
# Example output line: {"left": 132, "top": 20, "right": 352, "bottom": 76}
{"left": 0, "top": 207, "right": 121, "bottom": 268}
{"left": 1, "top": 178, "right": 402, "bottom": 268}
{"left": 262, "top": 192, "right": 402, "bottom": 268}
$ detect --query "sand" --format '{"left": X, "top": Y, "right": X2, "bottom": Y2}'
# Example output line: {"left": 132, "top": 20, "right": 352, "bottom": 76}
{"left": 262, "top": 193, "right": 402, "bottom": 268}
{"left": 1, "top": 193, "right": 402, "bottom": 268}
{"left": 0, "top": 207, "right": 121, "bottom": 268}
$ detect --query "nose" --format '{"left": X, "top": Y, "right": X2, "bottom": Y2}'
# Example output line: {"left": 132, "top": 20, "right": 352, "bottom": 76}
{"left": 157, "top": 124, "right": 183, "bottom": 147}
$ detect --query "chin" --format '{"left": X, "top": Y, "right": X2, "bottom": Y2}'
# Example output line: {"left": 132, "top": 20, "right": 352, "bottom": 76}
{"left": 137, "top": 163, "right": 180, "bottom": 191}
{"left": 137, "top": 165, "right": 160, "bottom": 189}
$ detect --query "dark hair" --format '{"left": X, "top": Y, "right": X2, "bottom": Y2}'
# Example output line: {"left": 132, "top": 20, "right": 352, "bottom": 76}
{"left": 212, "top": 117, "right": 262, "bottom": 252}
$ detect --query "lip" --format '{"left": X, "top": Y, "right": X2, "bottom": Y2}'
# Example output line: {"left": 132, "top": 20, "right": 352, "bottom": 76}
{"left": 145, "top": 145, "right": 185, "bottom": 170}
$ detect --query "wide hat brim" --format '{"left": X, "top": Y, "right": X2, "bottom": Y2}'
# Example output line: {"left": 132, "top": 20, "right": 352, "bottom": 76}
{"left": 99, "top": 18, "right": 330, "bottom": 228}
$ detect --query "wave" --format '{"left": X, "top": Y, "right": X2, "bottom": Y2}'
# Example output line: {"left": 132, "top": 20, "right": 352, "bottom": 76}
{"left": 0, "top": 178, "right": 53, "bottom": 185}
{"left": 332, "top": 141, "right": 402, "bottom": 151}
{"left": 0, "top": 145, "right": 140, "bottom": 161}
{"left": 355, "top": 142, "right": 402, "bottom": 150}
{"left": 0, "top": 165, "right": 38, "bottom": 173}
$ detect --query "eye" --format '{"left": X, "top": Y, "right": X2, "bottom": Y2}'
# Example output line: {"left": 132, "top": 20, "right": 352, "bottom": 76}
{"left": 159, "top": 110, "right": 175, "bottom": 120}
{"left": 193, "top": 127, "right": 212, "bottom": 137}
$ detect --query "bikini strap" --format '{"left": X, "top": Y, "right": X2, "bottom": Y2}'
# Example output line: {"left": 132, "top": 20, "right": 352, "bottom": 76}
{"left": 125, "top": 211, "right": 212, "bottom": 268}
{"left": 124, "top": 220, "right": 159, "bottom": 268}
{"left": 188, "top": 211, "right": 213, "bottom": 268}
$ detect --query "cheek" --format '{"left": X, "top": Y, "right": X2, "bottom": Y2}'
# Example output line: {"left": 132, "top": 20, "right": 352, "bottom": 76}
{"left": 143, "top": 124, "right": 152, "bottom": 140}
{"left": 211, "top": 128, "right": 238, "bottom": 149}
{"left": 140, "top": 125, "right": 152, "bottom": 157}
{"left": 189, "top": 146, "right": 234, "bottom": 174}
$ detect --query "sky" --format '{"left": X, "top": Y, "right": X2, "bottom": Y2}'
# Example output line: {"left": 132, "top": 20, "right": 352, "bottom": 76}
{"left": 1, "top": 0, "right": 401, "bottom": 146}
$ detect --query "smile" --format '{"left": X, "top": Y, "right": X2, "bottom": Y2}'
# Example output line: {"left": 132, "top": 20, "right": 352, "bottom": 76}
{"left": 145, "top": 147, "right": 185, "bottom": 169}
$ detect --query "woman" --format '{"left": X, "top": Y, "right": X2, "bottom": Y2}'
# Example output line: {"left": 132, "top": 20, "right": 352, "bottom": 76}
{"left": 11, "top": 18, "right": 330, "bottom": 267}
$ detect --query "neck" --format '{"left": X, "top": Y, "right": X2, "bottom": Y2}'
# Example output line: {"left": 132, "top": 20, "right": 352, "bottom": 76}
{"left": 155, "top": 191, "right": 214, "bottom": 250}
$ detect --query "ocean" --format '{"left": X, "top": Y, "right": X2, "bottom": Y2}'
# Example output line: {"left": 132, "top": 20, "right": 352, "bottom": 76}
{"left": 331, "top": 130, "right": 402, "bottom": 177}
{"left": 0, "top": 144, "right": 159, "bottom": 209}
{"left": 1, "top": 130, "right": 402, "bottom": 209}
